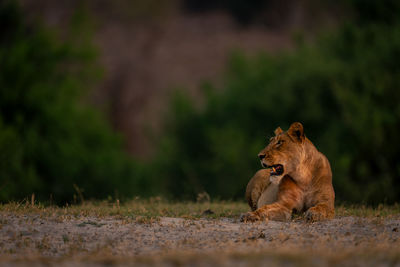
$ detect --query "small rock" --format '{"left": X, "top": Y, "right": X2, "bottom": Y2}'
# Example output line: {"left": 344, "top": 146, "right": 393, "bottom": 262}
{"left": 258, "top": 232, "right": 266, "bottom": 239}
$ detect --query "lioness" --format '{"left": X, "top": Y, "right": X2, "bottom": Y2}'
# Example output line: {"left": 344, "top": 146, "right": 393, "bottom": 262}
{"left": 241, "top": 122, "right": 335, "bottom": 222}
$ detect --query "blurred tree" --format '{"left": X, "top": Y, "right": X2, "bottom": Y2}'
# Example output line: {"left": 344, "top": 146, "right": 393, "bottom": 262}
{"left": 0, "top": 0, "right": 149, "bottom": 203}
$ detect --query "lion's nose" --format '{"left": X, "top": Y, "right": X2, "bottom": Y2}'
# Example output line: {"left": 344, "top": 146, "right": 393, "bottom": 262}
{"left": 258, "top": 153, "right": 265, "bottom": 160}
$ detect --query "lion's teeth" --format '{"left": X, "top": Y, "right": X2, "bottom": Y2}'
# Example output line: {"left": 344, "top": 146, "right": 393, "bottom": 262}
{"left": 272, "top": 167, "right": 276, "bottom": 173}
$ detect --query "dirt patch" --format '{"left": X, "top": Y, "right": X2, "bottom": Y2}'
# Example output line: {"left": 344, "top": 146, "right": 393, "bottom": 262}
{"left": 1, "top": 212, "right": 399, "bottom": 266}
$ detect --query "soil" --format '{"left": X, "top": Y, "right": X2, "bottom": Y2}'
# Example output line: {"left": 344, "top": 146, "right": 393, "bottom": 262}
{"left": 1, "top": 213, "right": 400, "bottom": 266}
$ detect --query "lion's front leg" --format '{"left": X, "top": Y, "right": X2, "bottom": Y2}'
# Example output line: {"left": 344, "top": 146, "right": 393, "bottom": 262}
{"left": 240, "top": 203, "right": 291, "bottom": 222}
{"left": 305, "top": 203, "right": 335, "bottom": 222}
{"left": 245, "top": 169, "right": 271, "bottom": 211}
{"left": 241, "top": 175, "right": 303, "bottom": 222}
{"left": 240, "top": 210, "right": 264, "bottom": 222}
{"left": 305, "top": 183, "right": 335, "bottom": 222}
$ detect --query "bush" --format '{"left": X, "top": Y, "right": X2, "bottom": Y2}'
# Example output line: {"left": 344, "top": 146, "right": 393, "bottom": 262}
{"left": 152, "top": 7, "right": 400, "bottom": 204}
{"left": 0, "top": 1, "right": 148, "bottom": 203}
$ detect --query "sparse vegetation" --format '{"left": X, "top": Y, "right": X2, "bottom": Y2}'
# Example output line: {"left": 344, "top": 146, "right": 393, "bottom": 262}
{"left": 0, "top": 199, "right": 249, "bottom": 219}
{"left": 1, "top": 200, "right": 399, "bottom": 219}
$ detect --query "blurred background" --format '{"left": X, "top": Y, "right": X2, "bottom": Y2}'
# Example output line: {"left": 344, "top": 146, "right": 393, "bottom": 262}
{"left": 1, "top": 0, "right": 399, "bottom": 205}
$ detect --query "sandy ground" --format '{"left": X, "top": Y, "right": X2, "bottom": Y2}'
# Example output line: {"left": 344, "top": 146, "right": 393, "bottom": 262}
{"left": 1, "top": 213, "right": 400, "bottom": 266}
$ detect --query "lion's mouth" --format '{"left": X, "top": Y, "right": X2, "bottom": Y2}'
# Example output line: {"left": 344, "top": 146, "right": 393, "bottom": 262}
{"left": 263, "top": 164, "right": 284, "bottom": 176}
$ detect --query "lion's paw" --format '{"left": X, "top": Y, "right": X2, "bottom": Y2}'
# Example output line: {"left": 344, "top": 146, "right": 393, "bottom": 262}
{"left": 240, "top": 211, "right": 265, "bottom": 223}
{"left": 305, "top": 208, "right": 325, "bottom": 222}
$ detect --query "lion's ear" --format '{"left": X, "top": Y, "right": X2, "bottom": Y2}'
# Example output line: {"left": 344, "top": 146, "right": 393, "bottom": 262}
{"left": 274, "top": 127, "right": 283, "bottom": 136}
{"left": 288, "top": 122, "right": 304, "bottom": 142}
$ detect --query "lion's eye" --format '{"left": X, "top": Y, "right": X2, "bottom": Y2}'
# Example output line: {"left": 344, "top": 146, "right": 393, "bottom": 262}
{"left": 276, "top": 140, "right": 284, "bottom": 146}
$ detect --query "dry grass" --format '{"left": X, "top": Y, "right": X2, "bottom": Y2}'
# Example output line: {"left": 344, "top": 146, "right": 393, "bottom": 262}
{"left": 335, "top": 203, "right": 400, "bottom": 218}
{"left": 0, "top": 198, "right": 249, "bottom": 220}
{"left": 1, "top": 199, "right": 399, "bottom": 219}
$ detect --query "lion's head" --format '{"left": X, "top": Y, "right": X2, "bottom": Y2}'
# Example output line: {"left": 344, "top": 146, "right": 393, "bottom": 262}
{"left": 258, "top": 122, "right": 307, "bottom": 184}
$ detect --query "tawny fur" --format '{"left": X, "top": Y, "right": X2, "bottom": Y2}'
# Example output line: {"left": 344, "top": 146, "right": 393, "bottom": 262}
{"left": 241, "top": 122, "right": 335, "bottom": 222}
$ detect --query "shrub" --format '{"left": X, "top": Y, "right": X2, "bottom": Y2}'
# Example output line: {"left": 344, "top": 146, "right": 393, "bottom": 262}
{"left": 153, "top": 8, "right": 400, "bottom": 204}
{"left": 0, "top": 1, "right": 147, "bottom": 203}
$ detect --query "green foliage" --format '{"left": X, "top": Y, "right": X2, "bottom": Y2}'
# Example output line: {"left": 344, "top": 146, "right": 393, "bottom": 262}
{"left": 0, "top": 1, "right": 148, "bottom": 203}
{"left": 2, "top": 0, "right": 400, "bottom": 205}
{"left": 153, "top": 4, "right": 400, "bottom": 204}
